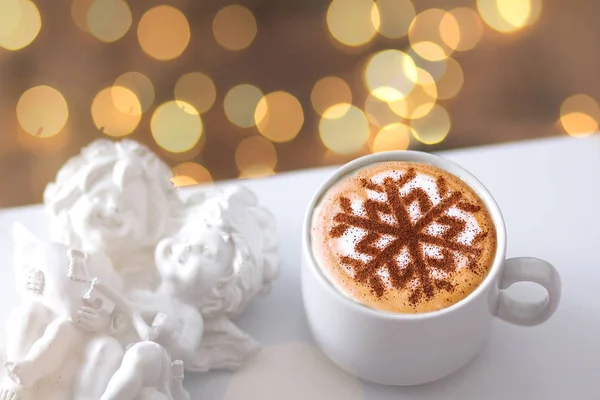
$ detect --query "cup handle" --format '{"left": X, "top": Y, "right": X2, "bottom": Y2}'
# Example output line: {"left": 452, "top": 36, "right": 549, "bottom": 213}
{"left": 495, "top": 257, "right": 561, "bottom": 326}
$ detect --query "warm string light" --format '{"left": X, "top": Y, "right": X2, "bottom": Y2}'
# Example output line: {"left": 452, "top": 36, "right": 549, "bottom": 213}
{"left": 114, "top": 72, "right": 155, "bottom": 112}
{"left": 311, "top": 77, "right": 353, "bottom": 115}
{"left": 224, "top": 84, "right": 264, "bottom": 128}
{"left": 91, "top": 86, "right": 142, "bottom": 137}
{"left": 174, "top": 73, "right": 217, "bottom": 114}
{"left": 255, "top": 91, "right": 304, "bottom": 143}
{"left": 0, "top": 0, "right": 41, "bottom": 51}
{"left": 138, "top": 5, "right": 190, "bottom": 60}
{"left": 319, "top": 104, "right": 369, "bottom": 155}
{"left": 17, "top": 86, "right": 69, "bottom": 138}
{"left": 172, "top": 162, "right": 212, "bottom": 187}
{"left": 87, "top": 0, "right": 132, "bottom": 42}
{"left": 477, "top": 0, "right": 542, "bottom": 33}
{"left": 151, "top": 101, "right": 203, "bottom": 153}
{"left": 213, "top": 5, "right": 257, "bottom": 51}
{"left": 559, "top": 94, "right": 600, "bottom": 138}
{"left": 327, "top": 0, "right": 379, "bottom": 47}
{"left": 235, "top": 136, "right": 277, "bottom": 177}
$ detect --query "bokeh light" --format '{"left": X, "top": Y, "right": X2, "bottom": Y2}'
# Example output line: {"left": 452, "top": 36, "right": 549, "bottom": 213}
{"left": 372, "top": 0, "right": 415, "bottom": 39}
{"left": 213, "top": 5, "right": 257, "bottom": 51}
{"left": 255, "top": 91, "right": 304, "bottom": 143}
{"left": 114, "top": 72, "right": 155, "bottom": 112}
{"left": 71, "top": 0, "right": 93, "bottom": 32}
{"left": 0, "top": 0, "right": 22, "bottom": 39}
{"left": 87, "top": 0, "right": 131, "bottom": 43}
{"left": 477, "top": 0, "right": 542, "bottom": 33}
{"left": 559, "top": 94, "right": 600, "bottom": 138}
{"left": 0, "top": 0, "right": 41, "bottom": 51}
{"left": 151, "top": 101, "right": 203, "bottom": 153}
{"left": 449, "top": 7, "right": 484, "bottom": 51}
{"left": 224, "top": 84, "right": 264, "bottom": 128}
{"left": 91, "top": 86, "right": 141, "bottom": 137}
{"left": 171, "top": 162, "right": 212, "bottom": 187}
{"left": 17, "top": 86, "right": 68, "bottom": 138}
{"left": 311, "top": 76, "right": 352, "bottom": 115}
{"left": 138, "top": 5, "right": 190, "bottom": 60}
{"left": 235, "top": 135, "right": 277, "bottom": 177}
{"left": 389, "top": 68, "right": 438, "bottom": 119}
{"left": 410, "top": 104, "right": 451, "bottom": 144}
{"left": 371, "top": 123, "right": 411, "bottom": 152}
{"left": 327, "top": 0, "right": 379, "bottom": 47}
{"left": 319, "top": 104, "right": 369, "bottom": 155}
{"left": 175, "top": 72, "right": 216, "bottom": 114}
{"left": 409, "top": 9, "right": 459, "bottom": 61}
{"left": 364, "top": 49, "right": 418, "bottom": 101}
{"left": 435, "top": 57, "right": 464, "bottom": 100}
{"left": 364, "top": 94, "right": 401, "bottom": 127}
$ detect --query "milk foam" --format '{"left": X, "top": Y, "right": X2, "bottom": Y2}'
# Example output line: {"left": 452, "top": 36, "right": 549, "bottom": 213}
{"left": 325, "top": 168, "right": 483, "bottom": 286}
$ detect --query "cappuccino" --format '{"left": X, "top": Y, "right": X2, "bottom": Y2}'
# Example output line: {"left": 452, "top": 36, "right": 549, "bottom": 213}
{"left": 311, "top": 161, "right": 496, "bottom": 314}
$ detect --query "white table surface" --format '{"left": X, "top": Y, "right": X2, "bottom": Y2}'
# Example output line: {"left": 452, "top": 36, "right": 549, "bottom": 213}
{"left": 0, "top": 135, "right": 598, "bottom": 399}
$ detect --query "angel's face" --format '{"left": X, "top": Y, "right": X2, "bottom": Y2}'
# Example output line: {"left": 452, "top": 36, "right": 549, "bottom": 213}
{"left": 156, "top": 224, "right": 235, "bottom": 301}
{"left": 69, "top": 176, "right": 150, "bottom": 256}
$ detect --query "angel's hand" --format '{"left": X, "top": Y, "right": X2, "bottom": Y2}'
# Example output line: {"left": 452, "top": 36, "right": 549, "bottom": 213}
{"left": 151, "top": 313, "right": 181, "bottom": 343}
{"left": 26, "top": 269, "right": 44, "bottom": 295}
{"left": 76, "top": 307, "right": 110, "bottom": 333}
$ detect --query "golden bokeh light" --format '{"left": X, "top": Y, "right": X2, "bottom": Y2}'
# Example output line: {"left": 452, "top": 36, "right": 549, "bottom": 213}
{"left": 311, "top": 76, "right": 352, "bottom": 115}
{"left": 0, "top": 0, "right": 41, "bottom": 51}
{"left": 172, "top": 162, "right": 212, "bottom": 187}
{"left": 224, "top": 84, "right": 264, "bottom": 128}
{"left": 560, "top": 94, "right": 600, "bottom": 138}
{"left": 255, "top": 91, "right": 304, "bottom": 143}
{"left": 71, "top": 0, "right": 93, "bottom": 32}
{"left": 213, "top": 5, "right": 257, "bottom": 51}
{"left": 364, "top": 94, "right": 401, "bottom": 127}
{"left": 138, "top": 5, "right": 190, "bottom": 60}
{"left": 372, "top": 0, "right": 415, "bottom": 39}
{"left": 389, "top": 68, "right": 437, "bottom": 119}
{"left": 319, "top": 104, "right": 369, "bottom": 155}
{"left": 114, "top": 72, "right": 155, "bottom": 112}
{"left": 17, "top": 86, "right": 68, "bottom": 138}
{"left": 449, "top": 7, "right": 484, "bottom": 51}
{"left": 409, "top": 9, "right": 459, "bottom": 61}
{"left": 372, "top": 123, "right": 410, "bottom": 153}
{"left": 411, "top": 104, "right": 451, "bottom": 144}
{"left": 0, "top": 0, "right": 22, "bottom": 39}
{"left": 151, "top": 101, "right": 203, "bottom": 153}
{"left": 435, "top": 57, "right": 464, "bottom": 100}
{"left": 91, "top": 86, "right": 142, "bottom": 137}
{"left": 477, "top": 0, "right": 541, "bottom": 33}
{"left": 364, "top": 50, "right": 418, "bottom": 102}
{"left": 235, "top": 135, "right": 277, "bottom": 177}
{"left": 175, "top": 72, "right": 216, "bottom": 114}
{"left": 87, "top": 0, "right": 132, "bottom": 43}
{"left": 327, "top": 0, "right": 379, "bottom": 47}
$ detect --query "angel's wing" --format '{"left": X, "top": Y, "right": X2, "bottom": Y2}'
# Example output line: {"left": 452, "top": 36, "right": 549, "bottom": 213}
{"left": 186, "top": 317, "right": 260, "bottom": 372}
{"left": 11, "top": 222, "right": 44, "bottom": 298}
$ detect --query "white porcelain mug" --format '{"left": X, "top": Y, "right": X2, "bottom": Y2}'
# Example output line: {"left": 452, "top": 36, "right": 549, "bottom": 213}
{"left": 301, "top": 151, "right": 561, "bottom": 386}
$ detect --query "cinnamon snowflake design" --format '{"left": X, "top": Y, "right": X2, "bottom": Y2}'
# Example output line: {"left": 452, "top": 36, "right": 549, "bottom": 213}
{"left": 329, "top": 168, "right": 488, "bottom": 305}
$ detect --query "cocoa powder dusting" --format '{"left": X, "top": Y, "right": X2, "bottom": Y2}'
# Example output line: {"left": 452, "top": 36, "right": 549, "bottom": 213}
{"left": 328, "top": 167, "right": 490, "bottom": 306}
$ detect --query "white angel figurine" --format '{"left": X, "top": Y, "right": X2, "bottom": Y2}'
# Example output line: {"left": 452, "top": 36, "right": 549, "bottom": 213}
{"left": 43, "top": 139, "right": 183, "bottom": 291}
{"left": 93, "top": 186, "right": 279, "bottom": 399}
{"left": 1, "top": 224, "right": 124, "bottom": 400}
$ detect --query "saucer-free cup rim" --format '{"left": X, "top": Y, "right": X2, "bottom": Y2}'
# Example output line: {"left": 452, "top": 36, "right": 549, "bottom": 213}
{"left": 302, "top": 150, "right": 507, "bottom": 321}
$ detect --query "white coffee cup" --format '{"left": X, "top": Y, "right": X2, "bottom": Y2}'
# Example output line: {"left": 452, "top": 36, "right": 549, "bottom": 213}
{"left": 301, "top": 150, "right": 561, "bottom": 386}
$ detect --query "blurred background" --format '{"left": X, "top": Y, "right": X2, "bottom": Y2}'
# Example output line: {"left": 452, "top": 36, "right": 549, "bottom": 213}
{"left": 0, "top": 0, "right": 597, "bottom": 208}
